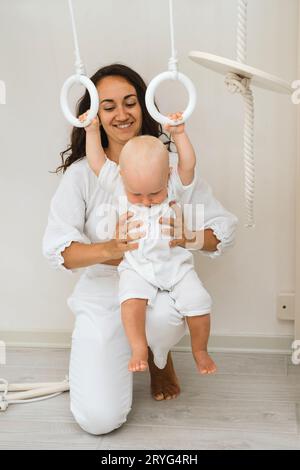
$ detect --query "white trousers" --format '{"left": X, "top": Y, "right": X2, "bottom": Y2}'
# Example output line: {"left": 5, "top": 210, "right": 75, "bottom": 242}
{"left": 119, "top": 268, "right": 212, "bottom": 315}
{"left": 67, "top": 264, "right": 188, "bottom": 435}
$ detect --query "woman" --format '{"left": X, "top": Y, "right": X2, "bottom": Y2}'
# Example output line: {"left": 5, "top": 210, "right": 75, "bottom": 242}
{"left": 43, "top": 63, "right": 238, "bottom": 435}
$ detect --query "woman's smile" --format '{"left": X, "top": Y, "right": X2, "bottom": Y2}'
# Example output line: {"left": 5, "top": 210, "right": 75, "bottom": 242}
{"left": 113, "top": 122, "right": 134, "bottom": 130}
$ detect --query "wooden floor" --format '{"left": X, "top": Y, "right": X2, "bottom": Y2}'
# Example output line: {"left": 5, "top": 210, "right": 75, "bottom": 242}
{"left": 0, "top": 348, "right": 299, "bottom": 450}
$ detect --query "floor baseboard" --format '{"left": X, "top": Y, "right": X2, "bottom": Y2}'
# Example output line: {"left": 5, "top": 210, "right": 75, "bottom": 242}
{"left": 0, "top": 330, "right": 294, "bottom": 355}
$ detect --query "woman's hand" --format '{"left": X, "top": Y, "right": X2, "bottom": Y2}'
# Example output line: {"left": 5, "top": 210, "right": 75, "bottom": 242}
{"left": 163, "top": 112, "right": 185, "bottom": 136}
{"left": 79, "top": 110, "right": 101, "bottom": 134}
{"left": 160, "top": 202, "right": 221, "bottom": 252}
{"left": 159, "top": 201, "right": 206, "bottom": 250}
{"left": 105, "top": 212, "right": 145, "bottom": 260}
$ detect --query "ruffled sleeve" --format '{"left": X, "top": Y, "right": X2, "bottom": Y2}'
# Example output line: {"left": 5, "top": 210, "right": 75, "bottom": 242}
{"left": 169, "top": 152, "right": 238, "bottom": 257}
{"left": 190, "top": 177, "right": 238, "bottom": 258}
{"left": 42, "top": 162, "right": 91, "bottom": 274}
{"left": 202, "top": 214, "right": 238, "bottom": 258}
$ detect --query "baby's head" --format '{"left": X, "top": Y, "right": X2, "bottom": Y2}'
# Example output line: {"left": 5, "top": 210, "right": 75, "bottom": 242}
{"left": 119, "top": 135, "right": 170, "bottom": 207}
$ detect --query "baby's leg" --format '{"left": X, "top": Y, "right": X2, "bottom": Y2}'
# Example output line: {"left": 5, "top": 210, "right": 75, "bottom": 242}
{"left": 119, "top": 268, "right": 159, "bottom": 372}
{"left": 170, "top": 270, "right": 217, "bottom": 375}
{"left": 121, "top": 298, "right": 149, "bottom": 372}
{"left": 186, "top": 314, "right": 217, "bottom": 374}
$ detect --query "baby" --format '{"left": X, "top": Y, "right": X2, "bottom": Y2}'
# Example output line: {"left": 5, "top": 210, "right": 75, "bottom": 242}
{"left": 81, "top": 110, "right": 217, "bottom": 376}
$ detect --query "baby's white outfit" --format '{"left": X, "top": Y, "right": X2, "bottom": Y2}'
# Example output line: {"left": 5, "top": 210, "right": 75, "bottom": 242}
{"left": 98, "top": 158, "right": 212, "bottom": 316}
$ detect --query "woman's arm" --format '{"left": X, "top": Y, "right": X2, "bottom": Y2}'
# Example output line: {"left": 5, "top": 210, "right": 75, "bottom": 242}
{"left": 62, "top": 212, "right": 144, "bottom": 270}
{"left": 202, "top": 228, "right": 220, "bottom": 252}
{"left": 62, "top": 241, "right": 120, "bottom": 270}
{"left": 167, "top": 225, "right": 220, "bottom": 252}
{"left": 164, "top": 166, "right": 238, "bottom": 257}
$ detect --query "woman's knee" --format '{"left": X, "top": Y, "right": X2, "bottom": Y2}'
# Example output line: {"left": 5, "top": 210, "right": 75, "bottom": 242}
{"left": 146, "top": 291, "right": 187, "bottom": 357}
{"left": 71, "top": 402, "right": 131, "bottom": 436}
{"left": 148, "top": 291, "right": 184, "bottom": 328}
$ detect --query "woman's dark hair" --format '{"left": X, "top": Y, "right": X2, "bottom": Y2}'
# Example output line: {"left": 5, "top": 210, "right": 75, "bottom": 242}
{"left": 55, "top": 63, "right": 174, "bottom": 173}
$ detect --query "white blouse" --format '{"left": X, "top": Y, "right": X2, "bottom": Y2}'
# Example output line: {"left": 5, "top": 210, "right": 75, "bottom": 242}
{"left": 42, "top": 153, "right": 238, "bottom": 274}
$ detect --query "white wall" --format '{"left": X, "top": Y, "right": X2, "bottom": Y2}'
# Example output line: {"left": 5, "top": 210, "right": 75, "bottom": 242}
{"left": 0, "top": 0, "right": 298, "bottom": 338}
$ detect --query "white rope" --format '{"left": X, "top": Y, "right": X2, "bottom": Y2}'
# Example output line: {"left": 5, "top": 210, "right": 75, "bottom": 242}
{"left": 68, "top": 0, "right": 85, "bottom": 75}
{"left": 237, "top": 0, "right": 247, "bottom": 64}
{"left": 225, "top": 0, "right": 255, "bottom": 228}
{"left": 145, "top": 0, "right": 196, "bottom": 125}
{"left": 0, "top": 381, "right": 67, "bottom": 392}
{"left": 0, "top": 377, "right": 69, "bottom": 411}
{"left": 168, "top": 0, "right": 178, "bottom": 75}
{"left": 61, "top": 0, "right": 99, "bottom": 127}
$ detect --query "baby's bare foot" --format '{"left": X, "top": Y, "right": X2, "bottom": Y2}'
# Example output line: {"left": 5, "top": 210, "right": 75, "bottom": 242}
{"left": 193, "top": 350, "right": 217, "bottom": 375}
{"left": 128, "top": 346, "right": 148, "bottom": 372}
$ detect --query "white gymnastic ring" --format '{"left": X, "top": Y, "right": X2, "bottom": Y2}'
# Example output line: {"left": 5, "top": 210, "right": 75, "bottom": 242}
{"left": 60, "top": 74, "right": 99, "bottom": 128}
{"left": 145, "top": 71, "right": 197, "bottom": 126}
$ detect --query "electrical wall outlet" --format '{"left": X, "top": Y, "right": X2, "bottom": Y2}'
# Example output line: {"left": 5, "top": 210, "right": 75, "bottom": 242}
{"left": 277, "top": 293, "right": 295, "bottom": 321}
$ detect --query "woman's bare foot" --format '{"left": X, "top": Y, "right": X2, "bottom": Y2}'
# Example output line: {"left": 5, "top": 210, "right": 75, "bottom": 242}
{"left": 128, "top": 345, "right": 148, "bottom": 372}
{"left": 148, "top": 348, "right": 180, "bottom": 401}
{"left": 192, "top": 350, "right": 217, "bottom": 374}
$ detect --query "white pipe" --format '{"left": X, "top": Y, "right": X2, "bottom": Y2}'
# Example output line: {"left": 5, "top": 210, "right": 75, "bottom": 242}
{"left": 0, "top": 378, "right": 69, "bottom": 411}
{"left": 6, "top": 382, "right": 69, "bottom": 401}
{"left": 0, "top": 381, "right": 69, "bottom": 392}
{"left": 295, "top": 0, "right": 300, "bottom": 341}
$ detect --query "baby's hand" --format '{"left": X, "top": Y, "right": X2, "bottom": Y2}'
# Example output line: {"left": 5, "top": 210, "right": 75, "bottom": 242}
{"left": 79, "top": 110, "right": 100, "bottom": 133}
{"left": 163, "top": 112, "right": 185, "bottom": 135}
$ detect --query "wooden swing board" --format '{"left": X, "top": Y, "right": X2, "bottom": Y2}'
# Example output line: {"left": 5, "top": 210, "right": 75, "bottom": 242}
{"left": 189, "top": 51, "right": 292, "bottom": 94}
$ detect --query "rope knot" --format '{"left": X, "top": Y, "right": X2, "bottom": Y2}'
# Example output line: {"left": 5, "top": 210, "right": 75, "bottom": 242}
{"left": 225, "top": 72, "right": 251, "bottom": 95}
{"left": 168, "top": 54, "right": 178, "bottom": 78}
{"left": 75, "top": 58, "right": 85, "bottom": 76}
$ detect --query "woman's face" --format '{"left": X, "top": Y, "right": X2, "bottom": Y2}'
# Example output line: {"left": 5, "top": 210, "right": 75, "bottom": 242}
{"left": 97, "top": 76, "right": 143, "bottom": 146}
